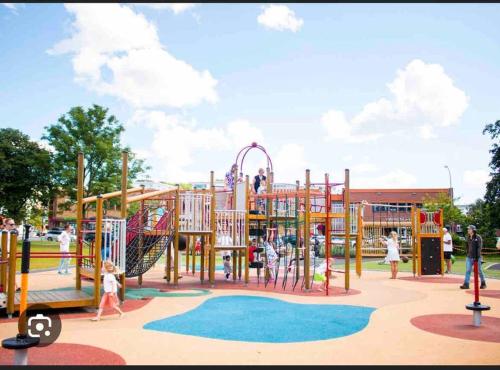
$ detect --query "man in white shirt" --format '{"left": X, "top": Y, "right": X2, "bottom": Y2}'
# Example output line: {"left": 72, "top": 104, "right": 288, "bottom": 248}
{"left": 443, "top": 227, "right": 453, "bottom": 273}
{"left": 57, "top": 224, "right": 72, "bottom": 275}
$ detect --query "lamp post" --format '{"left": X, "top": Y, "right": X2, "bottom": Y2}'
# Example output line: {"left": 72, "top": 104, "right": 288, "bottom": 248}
{"left": 444, "top": 165, "right": 453, "bottom": 206}
{"left": 444, "top": 165, "right": 454, "bottom": 232}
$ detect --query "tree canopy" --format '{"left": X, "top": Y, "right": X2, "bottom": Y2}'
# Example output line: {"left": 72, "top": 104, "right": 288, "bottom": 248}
{"left": 42, "top": 104, "right": 149, "bottom": 217}
{"left": 0, "top": 128, "right": 54, "bottom": 222}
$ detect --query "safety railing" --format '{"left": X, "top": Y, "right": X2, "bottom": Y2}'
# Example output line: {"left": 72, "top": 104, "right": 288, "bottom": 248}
{"left": 80, "top": 218, "right": 126, "bottom": 273}
{"left": 215, "top": 210, "right": 246, "bottom": 246}
{"left": 179, "top": 192, "right": 212, "bottom": 233}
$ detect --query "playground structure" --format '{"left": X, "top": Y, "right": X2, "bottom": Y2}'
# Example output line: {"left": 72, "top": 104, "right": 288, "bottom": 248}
{"left": 0, "top": 143, "right": 448, "bottom": 317}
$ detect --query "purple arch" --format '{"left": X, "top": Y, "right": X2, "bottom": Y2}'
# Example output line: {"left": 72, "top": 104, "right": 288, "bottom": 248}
{"left": 234, "top": 142, "right": 273, "bottom": 174}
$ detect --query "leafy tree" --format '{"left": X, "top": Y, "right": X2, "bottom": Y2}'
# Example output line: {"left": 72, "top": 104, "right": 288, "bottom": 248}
{"left": 42, "top": 105, "right": 149, "bottom": 218}
{"left": 422, "top": 193, "right": 467, "bottom": 230}
{"left": 0, "top": 128, "right": 54, "bottom": 222}
{"left": 482, "top": 120, "right": 500, "bottom": 231}
{"left": 466, "top": 198, "right": 496, "bottom": 248}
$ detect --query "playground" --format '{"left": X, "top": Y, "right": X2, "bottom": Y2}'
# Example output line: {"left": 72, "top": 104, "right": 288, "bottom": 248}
{"left": 0, "top": 143, "right": 499, "bottom": 365}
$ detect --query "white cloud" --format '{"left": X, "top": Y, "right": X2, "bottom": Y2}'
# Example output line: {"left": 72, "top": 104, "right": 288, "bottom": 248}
{"left": 352, "top": 169, "right": 417, "bottom": 188}
{"left": 463, "top": 170, "right": 490, "bottom": 188}
{"left": 257, "top": 4, "right": 303, "bottom": 32}
{"left": 2, "top": 3, "right": 15, "bottom": 10}
{"left": 273, "top": 143, "right": 309, "bottom": 183}
{"left": 323, "top": 59, "right": 469, "bottom": 142}
{"left": 134, "top": 3, "right": 197, "bottom": 14}
{"left": 49, "top": 3, "right": 217, "bottom": 109}
{"left": 353, "top": 163, "right": 378, "bottom": 173}
{"left": 127, "top": 110, "right": 265, "bottom": 181}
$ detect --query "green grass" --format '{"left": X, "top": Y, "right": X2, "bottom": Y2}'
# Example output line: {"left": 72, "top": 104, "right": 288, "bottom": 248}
{"left": 360, "top": 255, "right": 500, "bottom": 279}
{"left": 12, "top": 241, "right": 77, "bottom": 271}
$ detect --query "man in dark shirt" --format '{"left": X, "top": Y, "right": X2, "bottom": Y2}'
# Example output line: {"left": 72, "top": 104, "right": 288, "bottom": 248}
{"left": 460, "top": 225, "right": 486, "bottom": 289}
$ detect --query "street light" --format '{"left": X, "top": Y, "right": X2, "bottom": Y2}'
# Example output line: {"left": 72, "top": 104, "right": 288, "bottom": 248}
{"left": 444, "top": 165, "right": 453, "bottom": 205}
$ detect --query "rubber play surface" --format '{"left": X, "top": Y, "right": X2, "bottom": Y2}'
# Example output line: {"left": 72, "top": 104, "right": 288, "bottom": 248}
{"left": 144, "top": 295, "right": 375, "bottom": 342}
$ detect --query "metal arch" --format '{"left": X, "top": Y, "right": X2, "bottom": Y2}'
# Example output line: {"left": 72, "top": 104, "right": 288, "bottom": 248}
{"left": 235, "top": 142, "right": 273, "bottom": 174}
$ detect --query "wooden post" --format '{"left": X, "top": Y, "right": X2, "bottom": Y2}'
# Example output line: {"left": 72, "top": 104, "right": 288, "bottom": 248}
{"left": 186, "top": 236, "right": 190, "bottom": 274}
{"left": 304, "top": 170, "right": 311, "bottom": 291}
{"left": 344, "top": 169, "right": 350, "bottom": 292}
{"left": 200, "top": 235, "right": 205, "bottom": 284}
{"left": 7, "top": 231, "right": 18, "bottom": 316}
{"left": 325, "top": 173, "right": 331, "bottom": 295}
{"left": 191, "top": 235, "right": 196, "bottom": 276}
{"left": 76, "top": 152, "right": 84, "bottom": 291}
{"left": 138, "top": 185, "right": 145, "bottom": 287}
{"left": 244, "top": 175, "right": 250, "bottom": 285}
{"left": 1, "top": 231, "right": 8, "bottom": 292}
{"left": 119, "top": 150, "right": 128, "bottom": 302}
{"left": 295, "top": 180, "right": 300, "bottom": 285}
{"left": 356, "top": 203, "right": 363, "bottom": 277}
{"left": 209, "top": 171, "right": 216, "bottom": 286}
{"left": 174, "top": 185, "right": 180, "bottom": 286}
{"left": 94, "top": 196, "right": 103, "bottom": 307}
{"left": 411, "top": 205, "right": 416, "bottom": 277}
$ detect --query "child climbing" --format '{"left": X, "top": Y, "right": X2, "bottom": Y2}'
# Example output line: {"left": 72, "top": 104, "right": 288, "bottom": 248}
{"left": 264, "top": 240, "right": 279, "bottom": 280}
{"left": 313, "top": 257, "right": 335, "bottom": 291}
{"left": 223, "top": 254, "right": 232, "bottom": 281}
{"left": 91, "top": 261, "right": 124, "bottom": 321}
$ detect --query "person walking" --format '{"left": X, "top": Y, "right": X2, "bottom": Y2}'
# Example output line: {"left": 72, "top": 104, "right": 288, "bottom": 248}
{"left": 460, "top": 225, "right": 486, "bottom": 289}
{"left": 443, "top": 228, "right": 453, "bottom": 273}
{"left": 57, "top": 224, "right": 72, "bottom": 275}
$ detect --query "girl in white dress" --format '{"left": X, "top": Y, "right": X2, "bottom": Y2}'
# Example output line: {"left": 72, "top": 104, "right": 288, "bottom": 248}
{"left": 380, "top": 231, "right": 400, "bottom": 279}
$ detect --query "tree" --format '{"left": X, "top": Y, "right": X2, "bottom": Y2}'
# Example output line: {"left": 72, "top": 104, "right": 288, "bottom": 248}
{"left": 482, "top": 120, "right": 500, "bottom": 231}
{"left": 422, "top": 193, "right": 467, "bottom": 230}
{"left": 42, "top": 105, "right": 149, "bottom": 217}
{"left": 0, "top": 128, "right": 54, "bottom": 222}
{"left": 466, "top": 198, "right": 496, "bottom": 248}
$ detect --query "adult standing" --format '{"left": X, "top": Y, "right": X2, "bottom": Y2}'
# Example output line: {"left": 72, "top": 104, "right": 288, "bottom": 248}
{"left": 380, "top": 231, "right": 400, "bottom": 279}
{"left": 443, "top": 227, "right": 453, "bottom": 273}
{"left": 224, "top": 163, "right": 238, "bottom": 209}
{"left": 252, "top": 168, "right": 267, "bottom": 194}
{"left": 460, "top": 225, "right": 486, "bottom": 289}
{"left": 57, "top": 224, "right": 72, "bottom": 275}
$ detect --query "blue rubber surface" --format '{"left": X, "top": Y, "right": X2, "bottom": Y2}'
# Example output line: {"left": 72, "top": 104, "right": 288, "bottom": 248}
{"left": 144, "top": 295, "right": 375, "bottom": 343}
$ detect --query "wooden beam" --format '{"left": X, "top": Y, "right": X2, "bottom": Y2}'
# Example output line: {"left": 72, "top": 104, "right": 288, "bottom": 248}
{"left": 76, "top": 152, "right": 84, "bottom": 291}
{"left": 83, "top": 186, "right": 143, "bottom": 204}
{"left": 344, "top": 169, "right": 350, "bottom": 292}
{"left": 126, "top": 188, "right": 175, "bottom": 204}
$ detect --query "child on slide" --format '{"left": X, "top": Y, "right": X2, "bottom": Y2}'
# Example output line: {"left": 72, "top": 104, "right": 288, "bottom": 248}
{"left": 313, "top": 257, "right": 335, "bottom": 291}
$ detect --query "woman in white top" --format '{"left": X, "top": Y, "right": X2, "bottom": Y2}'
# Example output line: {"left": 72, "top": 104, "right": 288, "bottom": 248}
{"left": 380, "top": 231, "right": 400, "bottom": 279}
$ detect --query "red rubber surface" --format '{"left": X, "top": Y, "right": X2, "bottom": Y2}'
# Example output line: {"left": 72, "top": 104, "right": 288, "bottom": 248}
{"left": 411, "top": 314, "right": 500, "bottom": 343}
{"left": 466, "top": 289, "right": 500, "bottom": 299}
{"left": 0, "top": 297, "right": 152, "bottom": 324}
{"left": 399, "top": 276, "right": 464, "bottom": 284}
{"left": 0, "top": 343, "right": 126, "bottom": 365}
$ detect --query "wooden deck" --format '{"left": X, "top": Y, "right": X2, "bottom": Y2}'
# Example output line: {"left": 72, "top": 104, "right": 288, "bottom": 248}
{"left": 14, "top": 289, "right": 94, "bottom": 310}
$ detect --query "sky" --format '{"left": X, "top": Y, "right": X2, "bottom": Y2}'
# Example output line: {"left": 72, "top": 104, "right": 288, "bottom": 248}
{"left": 1, "top": 3, "right": 499, "bottom": 204}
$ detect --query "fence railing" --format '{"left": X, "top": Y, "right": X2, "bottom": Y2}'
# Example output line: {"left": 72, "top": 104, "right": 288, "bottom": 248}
{"left": 215, "top": 210, "right": 246, "bottom": 246}
{"left": 80, "top": 218, "right": 126, "bottom": 273}
{"left": 179, "top": 192, "right": 212, "bottom": 233}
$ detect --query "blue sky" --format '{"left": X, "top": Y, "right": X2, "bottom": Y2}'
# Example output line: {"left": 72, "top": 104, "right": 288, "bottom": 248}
{"left": 1, "top": 3, "right": 499, "bottom": 204}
